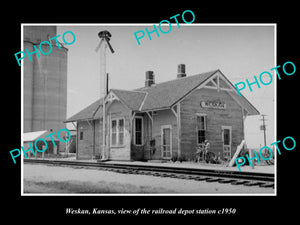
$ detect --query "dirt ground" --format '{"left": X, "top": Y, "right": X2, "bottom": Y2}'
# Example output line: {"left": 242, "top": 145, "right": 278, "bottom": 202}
{"left": 23, "top": 163, "right": 274, "bottom": 195}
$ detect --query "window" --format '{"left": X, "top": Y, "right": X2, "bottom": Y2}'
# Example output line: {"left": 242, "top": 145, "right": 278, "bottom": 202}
{"left": 111, "top": 118, "right": 125, "bottom": 146}
{"left": 196, "top": 114, "right": 207, "bottom": 144}
{"left": 80, "top": 131, "right": 84, "bottom": 140}
{"left": 223, "top": 129, "right": 230, "bottom": 145}
{"left": 134, "top": 117, "right": 143, "bottom": 145}
{"left": 118, "top": 119, "right": 124, "bottom": 145}
{"left": 111, "top": 120, "right": 117, "bottom": 145}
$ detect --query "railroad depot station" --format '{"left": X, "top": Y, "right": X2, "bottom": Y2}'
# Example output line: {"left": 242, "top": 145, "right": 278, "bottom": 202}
{"left": 64, "top": 64, "right": 259, "bottom": 161}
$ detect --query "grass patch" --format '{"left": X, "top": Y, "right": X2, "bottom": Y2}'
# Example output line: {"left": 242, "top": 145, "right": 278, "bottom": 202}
{"left": 23, "top": 179, "right": 173, "bottom": 194}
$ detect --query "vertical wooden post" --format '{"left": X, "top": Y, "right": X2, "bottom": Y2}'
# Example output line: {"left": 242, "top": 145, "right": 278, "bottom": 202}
{"left": 177, "top": 103, "right": 181, "bottom": 158}
{"left": 75, "top": 122, "right": 78, "bottom": 160}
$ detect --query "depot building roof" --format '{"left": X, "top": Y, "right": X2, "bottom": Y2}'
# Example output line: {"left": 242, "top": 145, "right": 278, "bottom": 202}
{"left": 64, "top": 69, "right": 259, "bottom": 123}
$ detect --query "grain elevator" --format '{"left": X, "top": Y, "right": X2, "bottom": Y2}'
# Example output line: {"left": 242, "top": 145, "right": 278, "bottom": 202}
{"left": 23, "top": 26, "right": 67, "bottom": 133}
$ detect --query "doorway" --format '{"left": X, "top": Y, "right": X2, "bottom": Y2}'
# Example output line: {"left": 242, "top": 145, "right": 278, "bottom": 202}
{"left": 161, "top": 125, "right": 172, "bottom": 159}
{"left": 222, "top": 126, "right": 232, "bottom": 160}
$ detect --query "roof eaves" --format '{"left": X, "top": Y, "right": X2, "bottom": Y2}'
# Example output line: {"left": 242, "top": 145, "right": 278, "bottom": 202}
{"left": 110, "top": 89, "right": 134, "bottom": 111}
{"left": 91, "top": 102, "right": 102, "bottom": 119}
{"left": 110, "top": 89, "right": 148, "bottom": 111}
{"left": 139, "top": 106, "right": 171, "bottom": 113}
{"left": 217, "top": 70, "right": 260, "bottom": 115}
{"left": 64, "top": 117, "right": 94, "bottom": 123}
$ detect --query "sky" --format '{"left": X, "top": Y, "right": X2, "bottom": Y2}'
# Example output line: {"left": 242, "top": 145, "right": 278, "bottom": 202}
{"left": 57, "top": 24, "right": 275, "bottom": 148}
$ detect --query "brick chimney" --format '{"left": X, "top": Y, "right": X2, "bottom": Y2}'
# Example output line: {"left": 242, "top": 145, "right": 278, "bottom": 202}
{"left": 145, "top": 71, "right": 155, "bottom": 87}
{"left": 177, "top": 64, "right": 186, "bottom": 78}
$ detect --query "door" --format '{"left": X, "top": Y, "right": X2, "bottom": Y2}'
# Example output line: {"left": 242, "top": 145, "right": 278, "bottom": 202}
{"left": 161, "top": 125, "right": 172, "bottom": 159}
{"left": 222, "top": 126, "right": 232, "bottom": 160}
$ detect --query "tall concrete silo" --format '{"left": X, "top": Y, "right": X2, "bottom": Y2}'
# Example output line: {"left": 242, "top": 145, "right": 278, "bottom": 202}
{"left": 23, "top": 26, "right": 67, "bottom": 133}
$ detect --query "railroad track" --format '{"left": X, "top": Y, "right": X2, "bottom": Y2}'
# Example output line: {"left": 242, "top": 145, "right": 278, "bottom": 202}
{"left": 24, "top": 159, "right": 275, "bottom": 188}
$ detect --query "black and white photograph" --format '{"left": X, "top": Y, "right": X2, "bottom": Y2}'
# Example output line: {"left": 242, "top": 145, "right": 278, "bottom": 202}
{"left": 21, "top": 24, "right": 276, "bottom": 195}
{"left": 3, "top": 5, "right": 298, "bottom": 221}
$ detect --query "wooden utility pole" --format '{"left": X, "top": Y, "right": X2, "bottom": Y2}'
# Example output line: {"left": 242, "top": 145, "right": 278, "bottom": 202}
{"left": 260, "top": 114, "right": 267, "bottom": 147}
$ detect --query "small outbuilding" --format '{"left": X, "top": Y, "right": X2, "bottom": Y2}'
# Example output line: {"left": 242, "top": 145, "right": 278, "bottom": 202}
{"left": 23, "top": 130, "right": 60, "bottom": 158}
